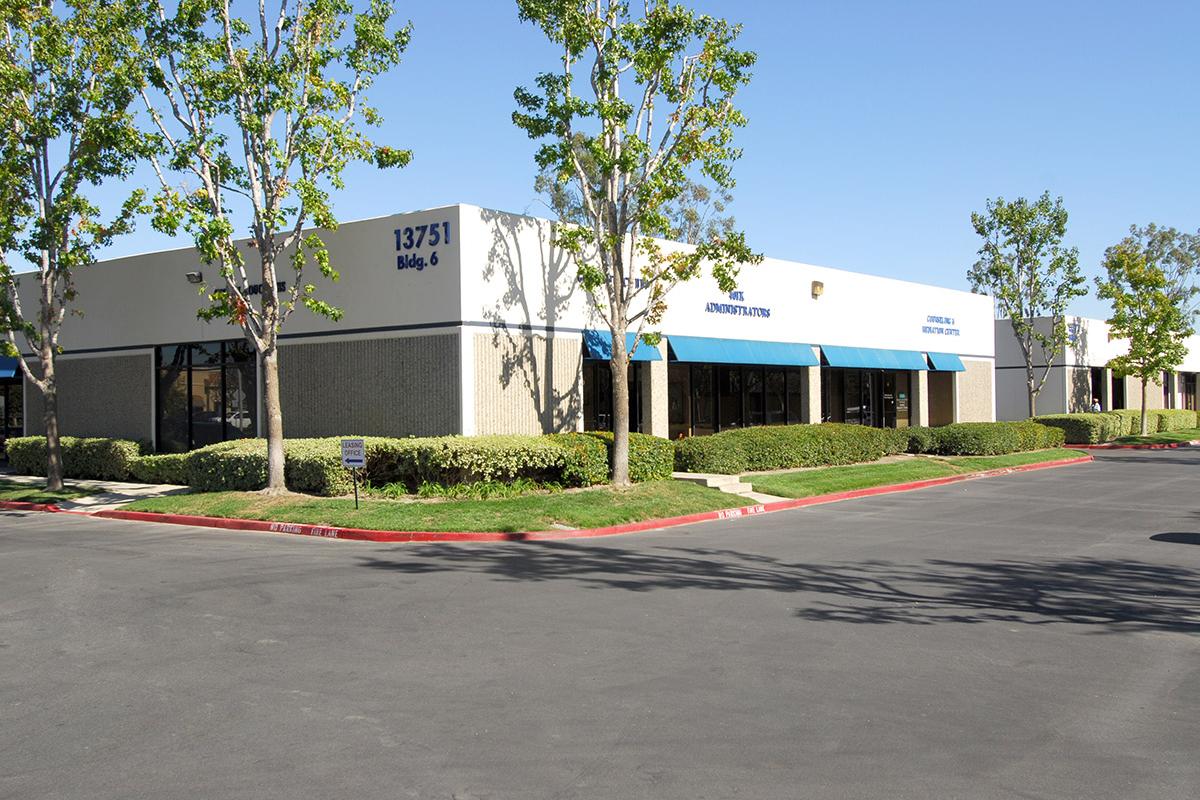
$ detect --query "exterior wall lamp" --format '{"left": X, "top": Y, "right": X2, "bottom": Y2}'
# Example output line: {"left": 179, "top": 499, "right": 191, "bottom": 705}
{"left": 185, "top": 271, "right": 203, "bottom": 284}
{"left": 811, "top": 280, "right": 824, "bottom": 299}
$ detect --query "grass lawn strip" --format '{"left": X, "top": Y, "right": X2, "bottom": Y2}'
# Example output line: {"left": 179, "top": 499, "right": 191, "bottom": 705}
{"left": 123, "top": 481, "right": 747, "bottom": 533}
{"left": 1110, "top": 427, "right": 1200, "bottom": 446}
{"left": 0, "top": 479, "right": 96, "bottom": 504}
{"left": 747, "top": 449, "right": 1081, "bottom": 499}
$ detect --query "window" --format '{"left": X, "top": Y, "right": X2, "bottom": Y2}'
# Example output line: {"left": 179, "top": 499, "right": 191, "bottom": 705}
{"left": 786, "top": 370, "right": 804, "bottom": 424}
{"left": 156, "top": 341, "right": 258, "bottom": 452}
{"left": 766, "top": 369, "right": 787, "bottom": 425}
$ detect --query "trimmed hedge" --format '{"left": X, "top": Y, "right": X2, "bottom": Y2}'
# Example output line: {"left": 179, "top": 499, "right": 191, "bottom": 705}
{"left": 1032, "top": 413, "right": 1123, "bottom": 444}
{"left": 128, "top": 453, "right": 190, "bottom": 485}
{"left": 1108, "top": 409, "right": 1141, "bottom": 436}
{"left": 1155, "top": 409, "right": 1199, "bottom": 432}
{"left": 582, "top": 431, "right": 675, "bottom": 482}
{"left": 675, "top": 421, "right": 1064, "bottom": 474}
{"left": 674, "top": 423, "right": 910, "bottom": 475}
{"left": 3, "top": 436, "right": 141, "bottom": 480}
{"left": 544, "top": 433, "right": 610, "bottom": 486}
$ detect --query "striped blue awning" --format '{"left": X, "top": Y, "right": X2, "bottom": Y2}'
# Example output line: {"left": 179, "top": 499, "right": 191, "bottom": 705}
{"left": 926, "top": 351, "right": 966, "bottom": 372}
{"left": 582, "top": 330, "right": 662, "bottom": 362}
{"left": 0, "top": 356, "right": 18, "bottom": 379}
{"left": 821, "top": 345, "right": 929, "bottom": 371}
{"left": 667, "top": 335, "right": 819, "bottom": 366}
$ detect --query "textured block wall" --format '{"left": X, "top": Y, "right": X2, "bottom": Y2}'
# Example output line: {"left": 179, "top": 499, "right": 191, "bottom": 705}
{"left": 279, "top": 334, "right": 460, "bottom": 437}
{"left": 956, "top": 358, "right": 995, "bottom": 422}
{"left": 474, "top": 332, "right": 581, "bottom": 434}
{"left": 24, "top": 354, "right": 153, "bottom": 442}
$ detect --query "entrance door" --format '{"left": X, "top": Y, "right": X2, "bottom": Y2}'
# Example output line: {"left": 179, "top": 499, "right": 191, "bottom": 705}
{"left": 0, "top": 381, "right": 23, "bottom": 462}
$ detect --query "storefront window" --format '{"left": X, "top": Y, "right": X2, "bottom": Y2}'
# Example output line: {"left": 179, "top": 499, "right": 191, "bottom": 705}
{"left": 156, "top": 341, "right": 258, "bottom": 452}
{"left": 691, "top": 365, "right": 714, "bottom": 435}
{"left": 745, "top": 368, "right": 764, "bottom": 427}
{"left": 786, "top": 370, "right": 804, "bottom": 424}
{"left": 718, "top": 366, "right": 742, "bottom": 429}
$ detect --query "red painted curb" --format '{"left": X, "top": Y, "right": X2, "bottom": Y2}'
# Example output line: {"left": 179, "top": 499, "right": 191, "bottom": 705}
{"left": 1066, "top": 439, "right": 1200, "bottom": 450}
{"left": 0, "top": 500, "right": 62, "bottom": 513}
{"left": 87, "top": 454, "right": 1094, "bottom": 544}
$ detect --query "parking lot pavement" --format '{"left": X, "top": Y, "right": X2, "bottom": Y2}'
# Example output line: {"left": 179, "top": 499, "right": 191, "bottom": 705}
{"left": 1, "top": 448, "right": 1198, "bottom": 800}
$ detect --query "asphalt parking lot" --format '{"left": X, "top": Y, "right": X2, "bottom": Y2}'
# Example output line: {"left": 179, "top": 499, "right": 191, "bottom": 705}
{"left": 2, "top": 448, "right": 1198, "bottom": 799}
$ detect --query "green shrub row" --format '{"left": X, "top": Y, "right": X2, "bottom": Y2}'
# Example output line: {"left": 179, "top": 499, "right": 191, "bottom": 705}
{"left": 1033, "top": 409, "right": 1199, "bottom": 442}
{"left": 6, "top": 431, "right": 671, "bottom": 494}
{"left": 674, "top": 421, "right": 1064, "bottom": 474}
{"left": 905, "top": 421, "right": 1064, "bottom": 456}
{"left": 4, "top": 436, "right": 142, "bottom": 481}
{"left": 674, "top": 423, "right": 911, "bottom": 475}
{"left": 1031, "top": 413, "right": 1124, "bottom": 445}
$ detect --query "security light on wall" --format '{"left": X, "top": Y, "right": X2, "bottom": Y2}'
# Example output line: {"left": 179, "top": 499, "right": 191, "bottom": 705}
{"left": 185, "top": 271, "right": 203, "bottom": 284}
{"left": 811, "top": 280, "right": 824, "bottom": 299}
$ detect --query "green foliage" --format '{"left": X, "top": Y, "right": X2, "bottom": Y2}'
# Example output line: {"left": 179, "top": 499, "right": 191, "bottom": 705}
{"left": 674, "top": 423, "right": 908, "bottom": 475}
{"left": 1154, "top": 409, "right": 1199, "bottom": 432}
{"left": 582, "top": 431, "right": 675, "bottom": 482}
{"left": 928, "top": 423, "right": 1022, "bottom": 455}
{"left": 1108, "top": 409, "right": 1142, "bottom": 436}
{"left": 0, "top": 0, "right": 150, "bottom": 486}
{"left": 968, "top": 192, "right": 1086, "bottom": 415}
{"left": 1032, "top": 413, "right": 1123, "bottom": 444}
{"left": 903, "top": 427, "right": 938, "bottom": 454}
{"left": 4, "top": 436, "right": 140, "bottom": 480}
{"left": 544, "top": 432, "right": 610, "bottom": 485}
{"left": 414, "top": 479, "right": 563, "bottom": 501}
{"left": 1097, "top": 241, "right": 1194, "bottom": 435}
{"left": 514, "top": 0, "right": 761, "bottom": 482}
{"left": 129, "top": 453, "right": 190, "bottom": 485}
{"left": 185, "top": 440, "right": 269, "bottom": 492}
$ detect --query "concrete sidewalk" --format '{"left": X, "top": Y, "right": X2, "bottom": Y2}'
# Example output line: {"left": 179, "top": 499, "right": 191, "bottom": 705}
{"left": 0, "top": 472, "right": 190, "bottom": 512}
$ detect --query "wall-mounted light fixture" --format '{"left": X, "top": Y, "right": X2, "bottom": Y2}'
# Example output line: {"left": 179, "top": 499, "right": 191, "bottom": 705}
{"left": 811, "top": 280, "right": 824, "bottom": 299}
{"left": 185, "top": 271, "right": 203, "bottom": 284}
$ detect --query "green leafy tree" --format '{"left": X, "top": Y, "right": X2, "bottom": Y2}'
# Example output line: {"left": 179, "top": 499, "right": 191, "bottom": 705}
{"left": 1112, "top": 223, "right": 1200, "bottom": 320}
{"left": 1097, "top": 240, "right": 1194, "bottom": 435}
{"left": 535, "top": 134, "right": 736, "bottom": 246}
{"left": 968, "top": 192, "right": 1086, "bottom": 417}
{"left": 0, "top": 0, "right": 147, "bottom": 491}
{"left": 514, "top": 0, "right": 761, "bottom": 485}
{"left": 140, "top": 0, "right": 412, "bottom": 492}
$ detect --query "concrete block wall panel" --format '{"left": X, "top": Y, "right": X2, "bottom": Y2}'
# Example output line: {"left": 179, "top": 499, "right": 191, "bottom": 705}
{"left": 278, "top": 334, "right": 460, "bottom": 437}
{"left": 956, "top": 358, "right": 995, "bottom": 422}
{"left": 24, "top": 354, "right": 152, "bottom": 442}
{"left": 640, "top": 342, "right": 669, "bottom": 438}
{"left": 473, "top": 332, "right": 582, "bottom": 435}
{"left": 1123, "top": 375, "right": 1165, "bottom": 411}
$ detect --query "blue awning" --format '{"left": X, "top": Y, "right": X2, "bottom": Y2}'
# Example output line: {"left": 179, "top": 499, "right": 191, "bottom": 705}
{"left": 926, "top": 351, "right": 966, "bottom": 372}
{"left": 821, "top": 345, "right": 929, "bottom": 371}
{"left": 667, "top": 335, "right": 819, "bottom": 366}
{"left": 0, "top": 356, "right": 18, "bottom": 380}
{"left": 582, "top": 330, "right": 662, "bottom": 362}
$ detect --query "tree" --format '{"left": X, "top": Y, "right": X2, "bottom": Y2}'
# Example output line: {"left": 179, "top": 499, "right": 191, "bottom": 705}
{"left": 535, "top": 134, "right": 736, "bottom": 246}
{"left": 1097, "top": 241, "right": 1194, "bottom": 435}
{"left": 514, "top": 0, "right": 761, "bottom": 485}
{"left": 140, "top": 0, "right": 412, "bottom": 492}
{"left": 968, "top": 192, "right": 1086, "bottom": 417}
{"left": 1112, "top": 223, "right": 1200, "bottom": 320}
{"left": 0, "top": 0, "right": 146, "bottom": 491}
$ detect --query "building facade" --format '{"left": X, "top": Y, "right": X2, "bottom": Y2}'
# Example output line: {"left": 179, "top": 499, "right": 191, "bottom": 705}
{"left": 995, "top": 316, "right": 1200, "bottom": 419}
{"left": 12, "top": 204, "right": 996, "bottom": 451}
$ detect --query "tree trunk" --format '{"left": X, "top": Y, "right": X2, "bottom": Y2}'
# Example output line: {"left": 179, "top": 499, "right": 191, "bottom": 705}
{"left": 261, "top": 346, "right": 286, "bottom": 493}
{"left": 42, "top": 358, "right": 64, "bottom": 492}
{"left": 1028, "top": 381, "right": 1037, "bottom": 419}
{"left": 1140, "top": 377, "right": 1149, "bottom": 436}
{"left": 610, "top": 335, "right": 631, "bottom": 487}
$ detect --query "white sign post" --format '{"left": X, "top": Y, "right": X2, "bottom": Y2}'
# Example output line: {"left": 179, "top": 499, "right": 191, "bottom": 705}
{"left": 341, "top": 438, "right": 366, "bottom": 509}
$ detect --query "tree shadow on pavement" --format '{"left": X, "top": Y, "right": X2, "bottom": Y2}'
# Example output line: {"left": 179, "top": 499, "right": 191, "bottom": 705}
{"left": 358, "top": 543, "right": 1200, "bottom": 634}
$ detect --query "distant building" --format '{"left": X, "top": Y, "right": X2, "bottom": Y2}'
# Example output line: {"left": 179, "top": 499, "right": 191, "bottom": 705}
{"left": 994, "top": 316, "right": 1199, "bottom": 419}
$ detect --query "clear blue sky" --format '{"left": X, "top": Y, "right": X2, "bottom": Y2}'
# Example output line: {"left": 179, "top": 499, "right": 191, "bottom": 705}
{"left": 97, "top": 0, "right": 1200, "bottom": 319}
